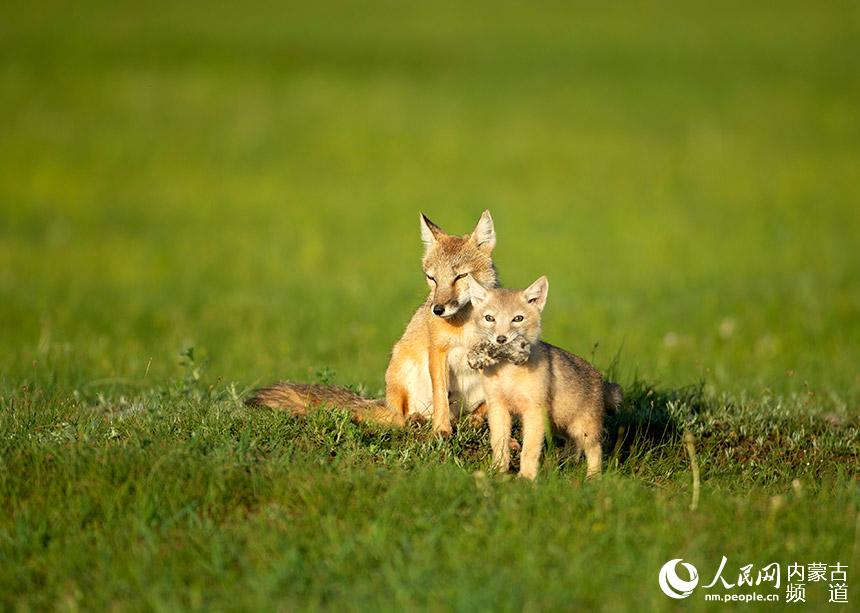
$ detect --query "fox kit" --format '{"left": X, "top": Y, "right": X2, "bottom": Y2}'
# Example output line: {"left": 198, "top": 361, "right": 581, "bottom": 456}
{"left": 247, "top": 211, "right": 499, "bottom": 435}
{"left": 466, "top": 276, "right": 623, "bottom": 479}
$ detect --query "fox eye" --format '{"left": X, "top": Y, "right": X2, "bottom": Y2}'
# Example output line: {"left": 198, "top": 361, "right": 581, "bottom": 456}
{"left": 512, "top": 315, "right": 524, "bottom": 323}
{"left": 484, "top": 314, "right": 495, "bottom": 322}
{"left": 454, "top": 273, "right": 468, "bottom": 282}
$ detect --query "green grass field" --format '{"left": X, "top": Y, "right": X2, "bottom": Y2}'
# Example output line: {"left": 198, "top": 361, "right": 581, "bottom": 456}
{"left": 2, "top": 1, "right": 859, "bottom": 609}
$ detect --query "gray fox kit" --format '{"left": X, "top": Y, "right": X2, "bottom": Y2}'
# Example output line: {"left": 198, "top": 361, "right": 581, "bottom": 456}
{"left": 466, "top": 275, "right": 623, "bottom": 479}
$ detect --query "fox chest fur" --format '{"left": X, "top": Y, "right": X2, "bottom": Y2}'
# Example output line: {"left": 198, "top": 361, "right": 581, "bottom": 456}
{"left": 442, "top": 343, "right": 485, "bottom": 419}
{"left": 385, "top": 303, "right": 485, "bottom": 419}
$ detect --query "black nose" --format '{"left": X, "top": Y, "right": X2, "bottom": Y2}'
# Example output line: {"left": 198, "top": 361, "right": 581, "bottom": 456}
{"left": 496, "top": 335, "right": 507, "bottom": 344}
{"left": 433, "top": 305, "right": 445, "bottom": 316}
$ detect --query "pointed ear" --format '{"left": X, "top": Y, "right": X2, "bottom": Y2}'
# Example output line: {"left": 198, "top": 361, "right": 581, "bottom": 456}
{"left": 523, "top": 276, "right": 549, "bottom": 311}
{"left": 467, "top": 274, "right": 489, "bottom": 306}
{"left": 470, "top": 209, "right": 496, "bottom": 252}
{"left": 419, "top": 213, "right": 444, "bottom": 248}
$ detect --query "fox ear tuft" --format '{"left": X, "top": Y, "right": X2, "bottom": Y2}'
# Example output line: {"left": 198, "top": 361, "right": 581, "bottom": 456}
{"left": 523, "top": 276, "right": 549, "bottom": 311}
{"left": 420, "top": 213, "right": 443, "bottom": 247}
{"left": 471, "top": 210, "right": 496, "bottom": 252}
{"left": 467, "top": 274, "right": 489, "bottom": 306}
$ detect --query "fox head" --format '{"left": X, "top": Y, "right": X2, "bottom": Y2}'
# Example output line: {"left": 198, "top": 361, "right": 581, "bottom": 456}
{"left": 420, "top": 210, "right": 498, "bottom": 319}
{"left": 467, "top": 275, "right": 548, "bottom": 348}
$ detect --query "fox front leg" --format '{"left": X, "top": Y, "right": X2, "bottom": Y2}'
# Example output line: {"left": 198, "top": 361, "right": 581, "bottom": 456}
{"left": 428, "top": 347, "right": 452, "bottom": 437}
{"left": 487, "top": 402, "right": 512, "bottom": 473}
{"left": 518, "top": 408, "right": 546, "bottom": 480}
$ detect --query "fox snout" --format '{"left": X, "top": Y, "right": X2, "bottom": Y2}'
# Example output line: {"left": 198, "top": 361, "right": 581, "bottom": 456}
{"left": 490, "top": 331, "right": 514, "bottom": 346}
{"left": 431, "top": 298, "right": 460, "bottom": 318}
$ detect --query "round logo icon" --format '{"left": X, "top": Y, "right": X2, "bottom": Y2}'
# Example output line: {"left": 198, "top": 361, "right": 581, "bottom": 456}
{"left": 659, "top": 558, "right": 699, "bottom": 599}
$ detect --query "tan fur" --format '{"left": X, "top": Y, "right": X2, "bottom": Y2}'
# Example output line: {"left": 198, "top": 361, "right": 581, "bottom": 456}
{"left": 385, "top": 211, "right": 498, "bottom": 435}
{"left": 467, "top": 276, "right": 623, "bottom": 479}
{"left": 246, "top": 211, "right": 499, "bottom": 433}
{"left": 245, "top": 383, "right": 405, "bottom": 426}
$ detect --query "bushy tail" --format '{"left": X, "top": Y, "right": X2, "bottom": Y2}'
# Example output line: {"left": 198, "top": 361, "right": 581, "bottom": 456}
{"left": 603, "top": 381, "right": 624, "bottom": 413}
{"left": 245, "top": 382, "right": 405, "bottom": 427}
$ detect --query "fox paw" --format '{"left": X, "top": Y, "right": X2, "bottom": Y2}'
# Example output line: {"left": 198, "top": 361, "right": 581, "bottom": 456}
{"left": 407, "top": 413, "right": 428, "bottom": 427}
{"left": 432, "top": 423, "right": 453, "bottom": 438}
{"left": 466, "top": 404, "right": 488, "bottom": 427}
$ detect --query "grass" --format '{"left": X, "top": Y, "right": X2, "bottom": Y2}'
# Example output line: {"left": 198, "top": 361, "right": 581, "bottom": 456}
{"left": 1, "top": 0, "right": 859, "bottom": 609}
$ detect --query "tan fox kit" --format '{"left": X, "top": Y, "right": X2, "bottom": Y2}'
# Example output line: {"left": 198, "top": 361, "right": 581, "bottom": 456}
{"left": 466, "top": 276, "right": 623, "bottom": 479}
{"left": 247, "top": 211, "right": 499, "bottom": 435}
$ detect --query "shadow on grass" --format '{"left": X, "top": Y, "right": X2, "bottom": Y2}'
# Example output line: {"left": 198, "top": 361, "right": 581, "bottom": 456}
{"left": 241, "top": 374, "right": 858, "bottom": 481}
{"left": 603, "top": 379, "right": 707, "bottom": 466}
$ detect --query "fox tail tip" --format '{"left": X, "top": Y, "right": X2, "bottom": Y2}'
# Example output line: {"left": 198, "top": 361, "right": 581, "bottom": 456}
{"left": 604, "top": 382, "right": 623, "bottom": 412}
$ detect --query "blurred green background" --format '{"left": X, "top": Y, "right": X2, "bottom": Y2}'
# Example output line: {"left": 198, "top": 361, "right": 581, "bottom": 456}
{"left": 2, "top": 2, "right": 859, "bottom": 610}
{"left": 2, "top": 0, "right": 858, "bottom": 406}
